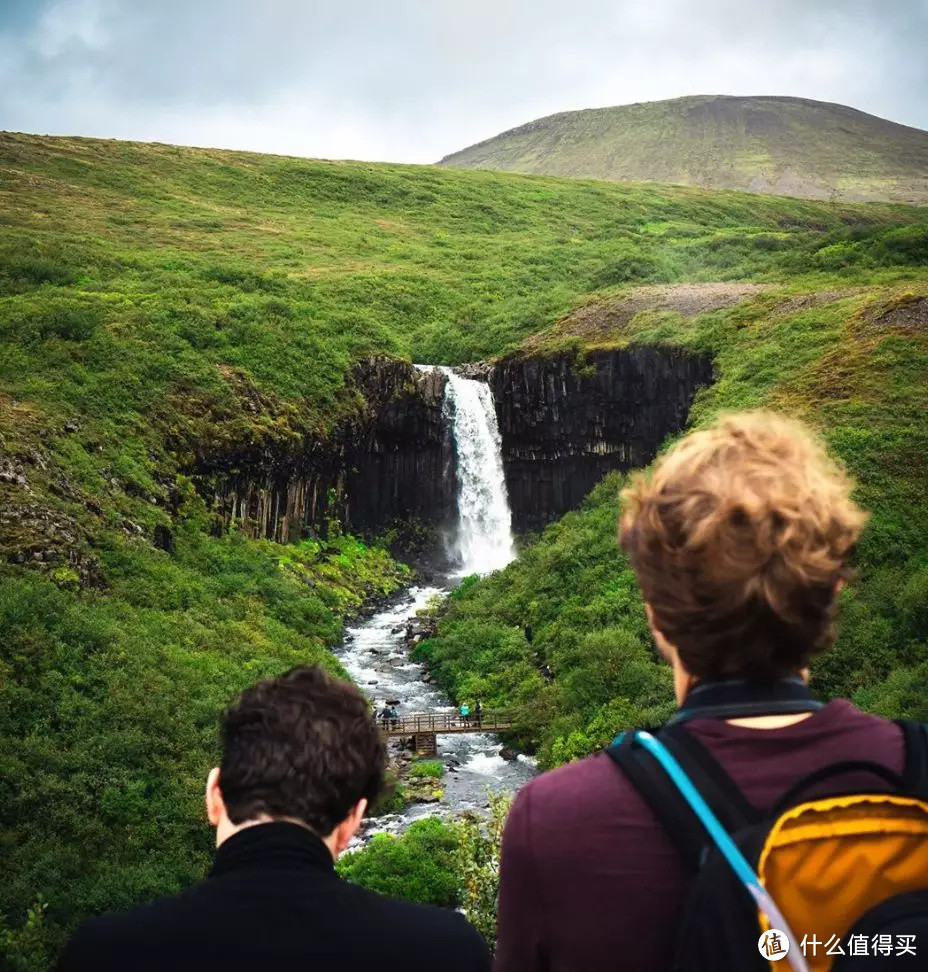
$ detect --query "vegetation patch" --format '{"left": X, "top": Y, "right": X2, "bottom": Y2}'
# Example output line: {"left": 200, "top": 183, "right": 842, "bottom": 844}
{"left": 1, "top": 132, "right": 927, "bottom": 967}
{"left": 421, "top": 283, "right": 928, "bottom": 765}
{"left": 408, "top": 759, "right": 445, "bottom": 780}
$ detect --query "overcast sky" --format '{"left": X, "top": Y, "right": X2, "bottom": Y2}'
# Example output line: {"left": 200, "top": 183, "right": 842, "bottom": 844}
{"left": 1, "top": 0, "right": 926, "bottom": 164}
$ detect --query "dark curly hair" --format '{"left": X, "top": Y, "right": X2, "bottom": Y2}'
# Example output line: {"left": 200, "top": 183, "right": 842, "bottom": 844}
{"left": 218, "top": 666, "right": 385, "bottom": 835}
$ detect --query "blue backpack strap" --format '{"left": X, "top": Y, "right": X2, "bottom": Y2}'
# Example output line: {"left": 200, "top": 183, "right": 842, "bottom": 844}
{"left": 660, "top": 724, "right": 759, "bottom": 832}
{"left": 606, "top": 730, "right": 709, "bottom": 871}
{"left": 606, "top": 725, "right": 757, "bottom": 871}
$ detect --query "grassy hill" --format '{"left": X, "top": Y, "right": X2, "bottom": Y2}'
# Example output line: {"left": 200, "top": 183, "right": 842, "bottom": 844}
{"left": 418, "top": 283, "right": 928, "bottom": 766}
{"left": 1, "top": 131, "right": 927, "bottom": 967}
{"left": 440, "top": 95, "right": 928, "bottom": 203}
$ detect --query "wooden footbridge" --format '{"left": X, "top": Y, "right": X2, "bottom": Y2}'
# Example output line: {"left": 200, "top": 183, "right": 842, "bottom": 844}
{"left": 377, "top": 711, "right": 513, "bottom": 756}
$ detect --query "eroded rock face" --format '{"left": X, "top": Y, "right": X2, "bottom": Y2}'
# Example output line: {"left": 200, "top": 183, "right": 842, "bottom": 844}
{"left": 345, "top": 360, "right": 455, "bottom": 535}
{"left": 489, "top": 347, "right": 713, "bottom": 531}
{"left": 204, "top": 359, "right": 456, "bottom": 543}
{"left": 201, "top": 348, "right": 712, "bottom": 544}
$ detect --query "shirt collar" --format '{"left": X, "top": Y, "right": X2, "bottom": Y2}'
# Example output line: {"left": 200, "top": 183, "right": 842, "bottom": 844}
{"left": 209, "top": 820, "right": 336, "bottom": 879}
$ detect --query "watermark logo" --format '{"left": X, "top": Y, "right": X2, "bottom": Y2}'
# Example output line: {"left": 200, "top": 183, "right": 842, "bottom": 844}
{"left": 758, "top": 929, "right": 790, "bottom": 961}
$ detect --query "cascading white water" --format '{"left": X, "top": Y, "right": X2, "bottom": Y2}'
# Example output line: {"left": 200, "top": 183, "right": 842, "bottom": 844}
{"left": 340, "top": 368, "right": 532, "bottom": 849}
{"left": 439, "top": 368, "right": 516, "bottom": 576}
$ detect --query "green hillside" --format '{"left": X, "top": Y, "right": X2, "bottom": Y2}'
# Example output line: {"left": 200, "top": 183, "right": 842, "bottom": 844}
{"left": 418, "top": 284, "right": 928, "bottom": 765}
{"left": 440, "top": 95, "right": 928, "bottom": 204}
{"left": 1, "top": 131, "right": 927, "bottom": 966}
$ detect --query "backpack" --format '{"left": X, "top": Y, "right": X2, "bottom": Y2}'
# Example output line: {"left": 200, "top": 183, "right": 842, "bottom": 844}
{"left": 607, "top": 685, "right": 928, "bottom": 971}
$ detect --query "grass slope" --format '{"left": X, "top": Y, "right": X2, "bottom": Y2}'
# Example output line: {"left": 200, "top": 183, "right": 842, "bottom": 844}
{"left": 0, "top": 131, "right": 927, "bottom": 965}
{"left": 417, "top": 284, "right": 928, "bottom": 766}
{"left": 440, "top": 95, "right": 928, "bottom": 204}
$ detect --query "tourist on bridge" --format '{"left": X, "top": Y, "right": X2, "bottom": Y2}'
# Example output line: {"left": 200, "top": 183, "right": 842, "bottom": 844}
{"left": 494, "top": 412, "right": 925, "bottom": 972}
{"left": 388, "top": 705, "right": 399, "bottom": 729}
{"left": 459, "top": 702, "right": 471, "bottom": 725}
{"left": 474, "top": 700, "right": 483, "bottom": 727}
{"left": 56, "top": 666, "right": 490, "bottom": 972}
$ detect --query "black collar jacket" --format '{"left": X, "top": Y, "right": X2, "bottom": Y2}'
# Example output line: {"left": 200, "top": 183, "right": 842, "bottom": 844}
{"left": 56, "top": 821, "right": 490, "bottom": 972}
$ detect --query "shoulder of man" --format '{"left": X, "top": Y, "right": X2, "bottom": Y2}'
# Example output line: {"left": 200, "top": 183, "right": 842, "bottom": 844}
{"left": 54, "top": 883, "right": 214, "bottom": 971}
{"left": 511, "top": 748, "right": 626, "bottom": 821}
{"left": 339, "top": 881, "right": 491, "bottom": 970}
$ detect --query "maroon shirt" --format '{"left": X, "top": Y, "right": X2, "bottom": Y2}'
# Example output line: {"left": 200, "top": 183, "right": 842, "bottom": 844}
{"left": 494, "top": 700, "right": 903, "bottom": 972}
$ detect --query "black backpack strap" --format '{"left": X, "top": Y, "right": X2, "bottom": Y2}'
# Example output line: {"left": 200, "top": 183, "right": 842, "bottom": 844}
{"left": 606, "top": 726, "right": 757, "bottom": 872}
{"left": 898, "top": 720, "right": 928, "bottom": 800}
{"left": 660, "top": 724, "right": 759, "bottom": 833}
{"left": 606, "top": 732, "right": 708, "bottom": 871}
{"left": 769, "top": 760, "right": 906, "bottom": 817}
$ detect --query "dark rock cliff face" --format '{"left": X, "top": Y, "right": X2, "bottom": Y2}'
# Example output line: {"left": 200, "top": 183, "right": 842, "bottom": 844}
{"left": 199, "top": 347, "right": 712, "bottom": 545}
{"left": 201, "top": 360, "right": 456, "bottom": 543}
{"left": 489, "top": 347, "right": 713, "bottom": 531}
{"left": 345, "top": 361, "right": 456, "bottom": 534}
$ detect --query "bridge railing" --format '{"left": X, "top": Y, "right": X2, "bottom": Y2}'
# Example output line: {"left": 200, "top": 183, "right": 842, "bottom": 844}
{"left": 374, "top": 711, "right": 512, "bottom": 734}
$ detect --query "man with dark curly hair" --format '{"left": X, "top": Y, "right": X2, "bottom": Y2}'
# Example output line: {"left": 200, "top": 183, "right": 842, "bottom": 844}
{"left": 494, "top": 412, "right": 904, "bottom": 972}
{"left": 57, "top": 665, "right": 490, "bottom": 972}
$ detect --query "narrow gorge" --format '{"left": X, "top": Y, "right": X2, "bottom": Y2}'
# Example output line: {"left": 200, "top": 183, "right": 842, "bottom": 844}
{"left": 340, "top": 368, "right": 529, "bottom": 841}
{"left": 199, "top": 347, "right": 713, "bottom": 550}
{"left": 290, "top": 352, "right": 711, "bottom": 834}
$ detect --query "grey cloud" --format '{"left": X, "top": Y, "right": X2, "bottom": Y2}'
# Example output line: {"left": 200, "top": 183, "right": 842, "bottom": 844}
{"left": 1, "top": 0, "right": 926, "bottom": 164}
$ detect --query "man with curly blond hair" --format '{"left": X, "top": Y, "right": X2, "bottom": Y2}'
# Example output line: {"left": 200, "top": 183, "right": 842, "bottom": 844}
{"left": 495, "top": 412, "right": 903, "bottom": 972}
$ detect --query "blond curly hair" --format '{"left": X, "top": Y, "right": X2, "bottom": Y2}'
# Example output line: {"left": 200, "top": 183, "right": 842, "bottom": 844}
{"left": 620, "top": 412, "right": 868, "bottom": 680}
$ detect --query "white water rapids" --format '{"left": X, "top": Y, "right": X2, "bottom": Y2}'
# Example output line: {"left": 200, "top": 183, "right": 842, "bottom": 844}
{"left": 440, "top": 367, "right": 516, "bottom": 576}
{"left": 342, "top": 368, "right": 533, "bottom": 846}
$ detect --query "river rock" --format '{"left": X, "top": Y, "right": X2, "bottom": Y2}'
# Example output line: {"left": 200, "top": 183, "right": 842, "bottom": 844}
{"left": 404, "top": 781, "right": 443, "bottom": 804}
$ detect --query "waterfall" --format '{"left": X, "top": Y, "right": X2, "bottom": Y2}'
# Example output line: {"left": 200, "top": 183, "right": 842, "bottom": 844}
{"left": 439, "top": 368, "right": 516, "bottom": 575}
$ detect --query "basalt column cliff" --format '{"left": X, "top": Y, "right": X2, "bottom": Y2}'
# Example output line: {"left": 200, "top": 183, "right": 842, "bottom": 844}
{"left": 489, "top": 348, "right": 713, "bottom": 531}
{"left": 202, "top": 359, "right": 456, "bottom": 543}
{"left": 201, "top": 348, "right": 712, "bottom": 544}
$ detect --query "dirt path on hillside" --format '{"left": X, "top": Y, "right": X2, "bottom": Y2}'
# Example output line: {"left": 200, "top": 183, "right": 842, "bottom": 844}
{"left": 523, "top": 283, "right": 774, "bottom": 349}
{"left": 523, "top": 283, "right": 867, "bottom": 350}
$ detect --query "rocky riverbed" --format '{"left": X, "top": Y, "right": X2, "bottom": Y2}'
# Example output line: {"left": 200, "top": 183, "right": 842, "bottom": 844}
{"left": 339, "top": 586, "right": 536, "bottom": 846}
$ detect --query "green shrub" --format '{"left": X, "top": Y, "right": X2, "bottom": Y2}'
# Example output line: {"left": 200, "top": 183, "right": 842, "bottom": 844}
{"left": 337, "top": 818, "right": 460, "bottom": 907}
{"left": 408, "top": 760, "right": 444, "bottom": 780}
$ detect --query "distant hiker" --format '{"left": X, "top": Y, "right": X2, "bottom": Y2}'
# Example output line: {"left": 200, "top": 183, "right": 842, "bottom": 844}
{"left": 379, "top": 704, "right": 392, "bottom": 730}
{"left": 56, "top": 666, "right": 490, "bottom": 972}
{"left": 495, "top": 412, "right": 928, "bottom": 972}
{"left": 388, "top": 705, "right": 399, "bottom": 729}
{"left": 475, "top": 700, "right": 483, "bottom": 727}
{"left": 459, "top": 703, "right": 471, "bottom": 724}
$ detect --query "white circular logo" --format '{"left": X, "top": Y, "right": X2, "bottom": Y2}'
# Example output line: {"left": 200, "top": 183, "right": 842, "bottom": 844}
{"left": 758, "top": 929, "right": 791, "bottom": 961}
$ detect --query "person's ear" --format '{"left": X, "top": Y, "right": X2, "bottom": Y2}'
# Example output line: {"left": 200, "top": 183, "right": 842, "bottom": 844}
{"left": 645, "top": 603, "right": 697, "bottom": 705}
{"left": 205, "top": 767, "right": 224, "bottom": 828}
{"left": 645, "top": 603, "right": 674, "bottom": 662}
{"left": 330, "top": 798, "right": 368, "bottom": 858}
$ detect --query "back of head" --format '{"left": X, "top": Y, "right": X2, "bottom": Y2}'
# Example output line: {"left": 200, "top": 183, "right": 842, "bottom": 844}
{"left": 620, "top": 411, "right": 868, "bottom": 681}
{"left": 219, "top": 665, "right": 385, "bottom": 834}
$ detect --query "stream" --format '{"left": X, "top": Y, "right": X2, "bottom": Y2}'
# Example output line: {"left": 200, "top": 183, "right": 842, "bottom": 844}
{"left": 341, "top": 585, "right": 536, "bottom": 844}
{"left": 343, "top": 366, "right": 537, "bottom": 845}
